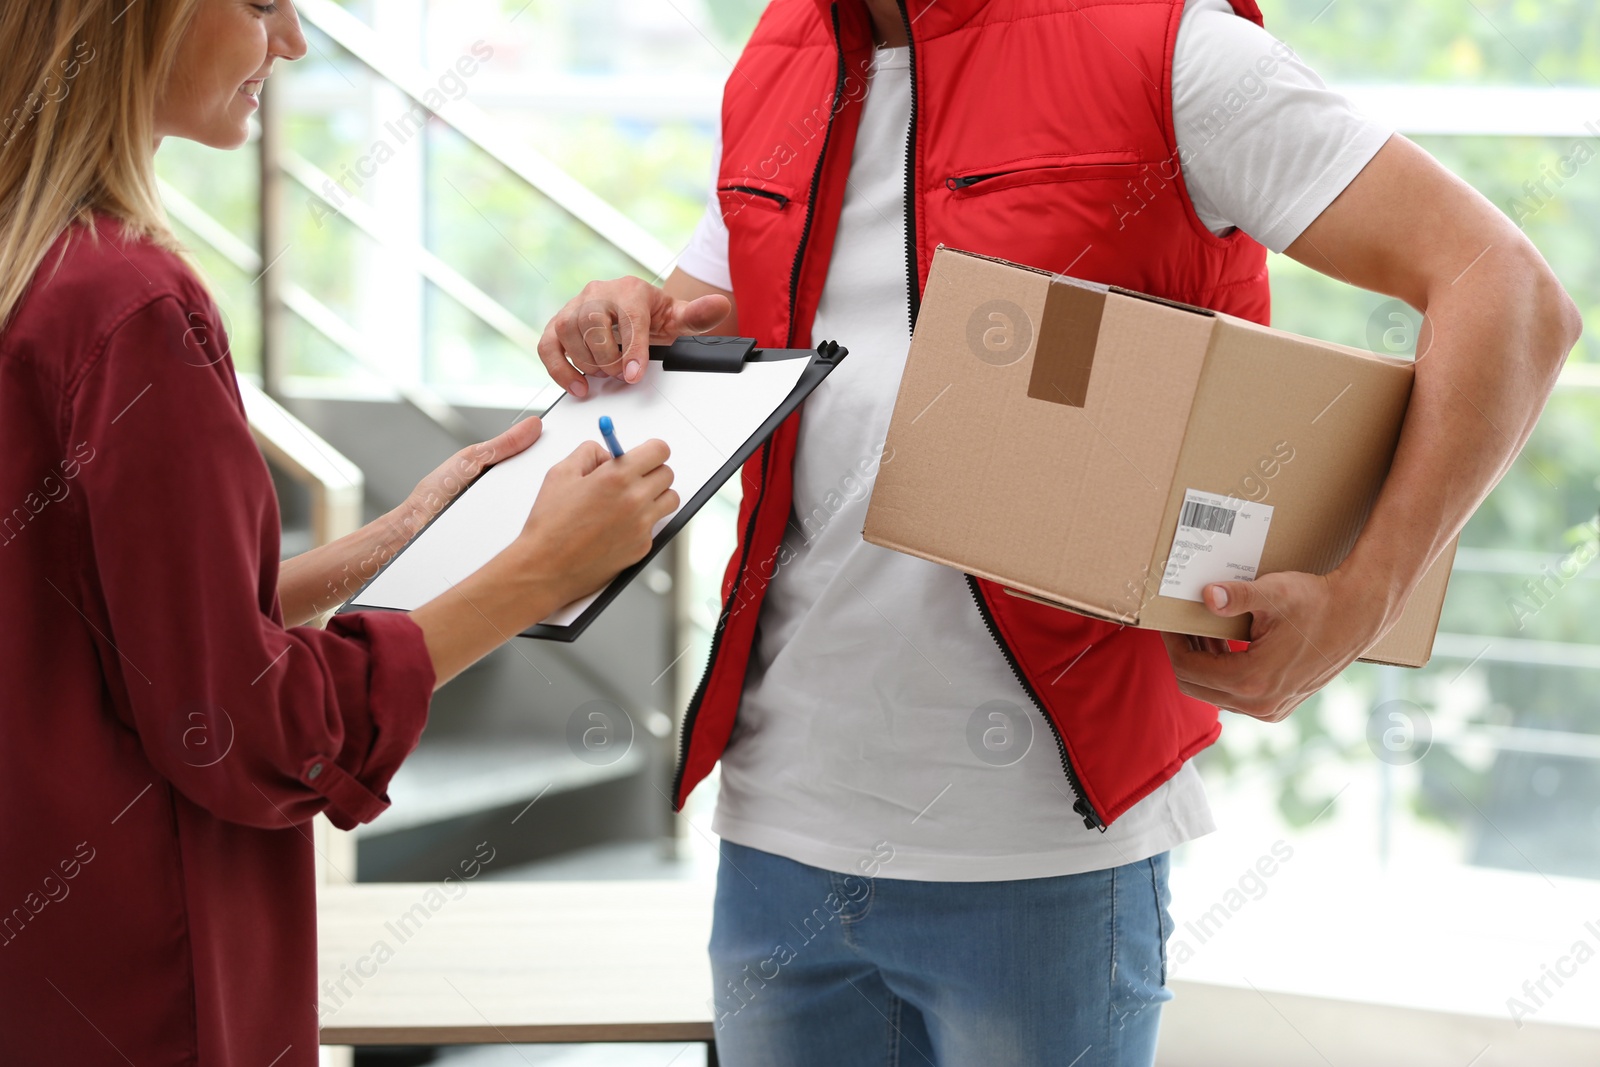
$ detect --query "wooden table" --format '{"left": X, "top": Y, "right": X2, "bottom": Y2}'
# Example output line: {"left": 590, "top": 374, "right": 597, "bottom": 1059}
{"left": 316, "top": 881, "right": 717, "bottom": 1054}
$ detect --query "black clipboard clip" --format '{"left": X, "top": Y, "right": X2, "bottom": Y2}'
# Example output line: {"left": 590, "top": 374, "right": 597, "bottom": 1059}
{"left": 652, "top": 336, "right": 848, "bottom": 373}
{"left": 654, "top": 335, "right": 755, "bottom": 372}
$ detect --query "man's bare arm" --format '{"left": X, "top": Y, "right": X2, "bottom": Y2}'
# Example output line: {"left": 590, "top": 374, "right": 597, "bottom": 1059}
{"left": 1167, "top": 135, "right": 1582, "bottom": 720}
{"left": 1285, "top": 134, "right": 1581, "bottom": 612}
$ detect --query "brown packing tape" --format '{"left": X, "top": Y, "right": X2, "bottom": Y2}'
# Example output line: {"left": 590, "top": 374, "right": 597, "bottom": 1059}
{"left": 1027, "top": 282, "right": 1104, "bottom": 409}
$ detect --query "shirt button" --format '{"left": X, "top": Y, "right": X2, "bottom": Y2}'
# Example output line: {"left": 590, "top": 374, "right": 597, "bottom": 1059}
{"left": 307, "top": 762, "right": 324, "bottom": 780}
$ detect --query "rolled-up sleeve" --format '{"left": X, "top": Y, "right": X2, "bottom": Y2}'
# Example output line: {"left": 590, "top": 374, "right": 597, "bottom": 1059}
{"left": 68, "top": 294, "right": 434, "bottom": 830}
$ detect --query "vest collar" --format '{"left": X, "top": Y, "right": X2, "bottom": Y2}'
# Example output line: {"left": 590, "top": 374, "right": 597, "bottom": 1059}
{"left": 812, "top": 0, "right": 987, "bottom": 45}
{"left": 811, "top": 0, "right": 1262, "bottom": 41}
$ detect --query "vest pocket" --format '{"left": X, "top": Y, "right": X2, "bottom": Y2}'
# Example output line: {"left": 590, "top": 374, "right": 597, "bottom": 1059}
{"left": 717, "top": 183, "right": 793, "bottom": 211}
{"left": 944, "top": 161, "right": 1149, "bottom": 198}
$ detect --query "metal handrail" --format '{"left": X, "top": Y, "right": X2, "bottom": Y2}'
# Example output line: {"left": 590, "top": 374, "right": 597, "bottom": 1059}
{"left": 238, "top": 376, "right": 364, "bottom": 557}
{"left": 277, "top": 150, "right": 541, "bottom": 355}
{"left": 213, "top": 0, "right": 681, "bottom": 442}
{"left": 276, "top": 286, "right": 481, "bottom": 442}
{"left": 162, "top": 179, "right": 481, "bottom": 443}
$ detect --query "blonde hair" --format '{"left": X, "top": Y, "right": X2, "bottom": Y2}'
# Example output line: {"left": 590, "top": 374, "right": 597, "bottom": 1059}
{"left": 0, "top": 0, "right": 200, "bottom": 327}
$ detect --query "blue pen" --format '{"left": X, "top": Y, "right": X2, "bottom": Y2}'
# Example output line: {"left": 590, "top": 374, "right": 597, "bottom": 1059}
{"left": 598, "top": 415, "right": 625, "bottom": 458}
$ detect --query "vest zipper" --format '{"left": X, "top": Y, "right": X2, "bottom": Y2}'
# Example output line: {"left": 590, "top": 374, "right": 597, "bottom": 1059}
{"left": 897, "top": 0, "right": 922, "bottom": 324}
{"left": 896, "top": 0, "right": 1103, "bottom": 832}
{"left": 964, "top": 575, "right": 1105, "bottom": 831}
{"left": 946, "top": 161, "right": 1143, "bottom": 193}
{"left": 721, "top": 185, "right": 790, "bottom": 208}
{"left": 671, "top": 440, "right": 774, "bottom": 810}
{"left": 673, "top": 4, "right": 849, "bottom": 809}
{"left": 784, "top": 3, "right": 848, "bottom": 345}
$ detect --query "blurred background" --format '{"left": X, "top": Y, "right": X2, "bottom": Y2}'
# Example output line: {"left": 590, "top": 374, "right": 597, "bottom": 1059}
{"left": 166, "top": 0, "right": 1600, "bottom": 1063}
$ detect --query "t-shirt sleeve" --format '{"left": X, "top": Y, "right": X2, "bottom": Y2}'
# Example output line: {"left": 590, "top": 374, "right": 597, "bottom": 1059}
{"left": 69, "top": 294, "right": 435, "bottom": 832}
{"left": 675, "top": 128, "right": 734, "bottom": 291}
{"left": 1171, "top": 0, "right": 1394, "bottom": 253}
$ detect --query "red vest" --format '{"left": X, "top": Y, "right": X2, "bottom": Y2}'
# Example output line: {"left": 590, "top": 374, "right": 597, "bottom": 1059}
{"left": 673, "top": 0, "right": 1271, "bottom": 829}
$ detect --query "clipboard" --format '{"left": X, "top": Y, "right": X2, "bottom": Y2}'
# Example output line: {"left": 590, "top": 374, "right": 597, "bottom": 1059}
{"left": 340, "top": 337, "right": 848, "bottom": 641}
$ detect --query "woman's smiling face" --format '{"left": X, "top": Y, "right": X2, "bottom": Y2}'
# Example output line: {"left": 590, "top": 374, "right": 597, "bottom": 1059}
{"left": 157, "top": 0, "right": 307, "bottom": 148}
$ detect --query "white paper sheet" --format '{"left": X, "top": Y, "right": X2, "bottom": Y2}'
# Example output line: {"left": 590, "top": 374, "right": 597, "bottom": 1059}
{"left": 351, "top": 358, "right": 811, "bottom": 627}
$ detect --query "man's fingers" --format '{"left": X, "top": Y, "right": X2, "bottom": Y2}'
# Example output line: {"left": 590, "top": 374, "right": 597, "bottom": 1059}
{"left": 617, "top": 303, "right": 650, "bottom": 383}
{"left": 571, "top": 301, "right": 627, "bottom": 378}
{"left": 554, "top": 313, "right": 605, "bottom": 385}
{"left": 1174, "top": 632, "right": 1229, "bottom": 657}
{"left": 536, "top": 322, "right": 589, "bottom": 398}
{"left": 1204, "top": 580, "right": 1266, "bottom": 619}
{"left": 1173, "top": 677, "right": 1240, "bottom": 710}
{"left": 1166, "top": 645, "right": 1292, "bottom": 721}
{"left": 1160, "top": 632, "right": 1237, "bottom": 708}
{"left": 620, "top": 293, "right": 734, "bottom": 383}
{"left": 1165, "top": 630, "right": 1259, "bottom": 692}
{"left": 667, "top": 294, "right": 733, "bottom": 337}
{"left": 541, "top": 279, "right": 717, "bottom": 390}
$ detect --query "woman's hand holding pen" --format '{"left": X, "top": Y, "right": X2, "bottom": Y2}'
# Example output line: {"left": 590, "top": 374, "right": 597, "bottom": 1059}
{"left": 386, "top": 415, "right": 676, "bottom": 611}
{"left": 512, "top": 436, "right": 677, "bottom": 609}
{"left": 408, "top": 424, "right": 676, "bottom": 689}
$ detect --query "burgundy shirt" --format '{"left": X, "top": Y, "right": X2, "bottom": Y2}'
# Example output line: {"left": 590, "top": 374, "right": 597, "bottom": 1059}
{"left": 0, "top": 217, "right": 435, "bottom": 1064}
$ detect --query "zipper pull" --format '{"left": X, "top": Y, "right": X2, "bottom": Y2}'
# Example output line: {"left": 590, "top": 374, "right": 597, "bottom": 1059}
{"left": 946, "top": 174, "right": 991, "bottom": 190}
{"left": 1073, "top": 797, "right": 1100, "bottom": 829}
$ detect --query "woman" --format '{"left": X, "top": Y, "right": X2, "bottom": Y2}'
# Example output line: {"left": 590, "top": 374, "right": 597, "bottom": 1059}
{"left": 0, "top": 2, "right": 676, "bottom": 1063}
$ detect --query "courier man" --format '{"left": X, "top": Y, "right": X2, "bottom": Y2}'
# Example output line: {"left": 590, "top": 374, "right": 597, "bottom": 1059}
{"left": 537, "top": 1, "right": 1580, "bottom": 1063}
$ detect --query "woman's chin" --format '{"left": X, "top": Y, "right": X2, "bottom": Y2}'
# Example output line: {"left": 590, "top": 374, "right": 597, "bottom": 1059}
{"left": 156, "top": 114, "right": 253, "bottom": 151}
{"left": 203, "top": 98, "right": 257, "bottom": 149}
{"left": 195, "top": 120, "right": 253, "bottom": 151}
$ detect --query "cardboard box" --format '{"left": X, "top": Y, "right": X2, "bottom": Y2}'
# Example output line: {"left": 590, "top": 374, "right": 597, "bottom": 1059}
{"left": 862, "top": 247, "right": 1455, "bottom": 668}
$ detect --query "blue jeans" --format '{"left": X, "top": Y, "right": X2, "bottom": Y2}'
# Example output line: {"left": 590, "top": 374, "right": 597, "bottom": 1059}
{"left": 709, "top": 841, "right": 1174, "bottom": 1067}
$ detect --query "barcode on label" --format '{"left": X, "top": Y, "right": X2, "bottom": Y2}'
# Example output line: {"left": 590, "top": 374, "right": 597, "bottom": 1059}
{"left": 1178, "top": 499, "right": 1238, "bottom": 535}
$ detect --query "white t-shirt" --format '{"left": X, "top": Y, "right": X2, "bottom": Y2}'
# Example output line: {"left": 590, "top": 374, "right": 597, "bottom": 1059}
{"left": 677, "top": 0, "right": 1392, "bottom": 882}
